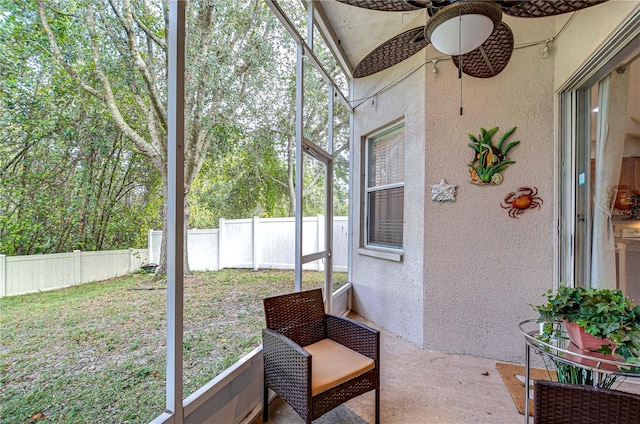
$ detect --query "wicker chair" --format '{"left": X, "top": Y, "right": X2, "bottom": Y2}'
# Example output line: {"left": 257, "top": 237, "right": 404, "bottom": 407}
{"left": 533, "top": 379, "right": 640, "bottom": 424}
{"left": 262, "top": 289, "right": 380, "bottom": 424}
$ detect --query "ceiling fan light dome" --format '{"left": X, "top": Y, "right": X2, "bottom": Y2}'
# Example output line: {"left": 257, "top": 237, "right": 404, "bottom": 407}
{"left": 430, "top": 14, "right": 493, "bottom": 55}
{"left": 426, "top": 1, "right": 502, "bottom": 55}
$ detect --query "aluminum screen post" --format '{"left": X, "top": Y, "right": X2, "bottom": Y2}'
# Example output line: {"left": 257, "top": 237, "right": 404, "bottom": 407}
{"left": 167, "top": 0, "right": 185, "bottom": 419}
{"left": 524, "top": 341, "right": 531, "bottom": 424}
{"left": 295, "top": 42, "right": 304, "bottom": 293}
{"left": 325, "top": 85, "right": 334, "bottom": 313}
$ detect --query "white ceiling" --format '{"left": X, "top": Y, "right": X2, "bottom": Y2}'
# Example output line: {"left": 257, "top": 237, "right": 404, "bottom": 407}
{"left": 319, "top": 1, "right": 427, "bottom": 66}
{"left": 313, "top": 0, "right": 573, "bottom": 78}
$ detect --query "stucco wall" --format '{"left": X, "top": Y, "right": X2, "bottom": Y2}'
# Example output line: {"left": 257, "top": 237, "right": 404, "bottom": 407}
{"left": 349, "top": 2, "right": 638, "bottom": 362}
{"left": 421, "top": 26, "right": 556, "bottom": 362}
{"left": 350, "top": 51, "right": 426, "bottom": 347}
{"left": 350, "top": 19, "right": 557, "bottom": 361}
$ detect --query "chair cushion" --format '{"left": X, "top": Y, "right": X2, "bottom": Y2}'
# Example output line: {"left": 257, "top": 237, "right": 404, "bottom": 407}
{"left": 304, "top": 339, "right": 375, "bottom": 396}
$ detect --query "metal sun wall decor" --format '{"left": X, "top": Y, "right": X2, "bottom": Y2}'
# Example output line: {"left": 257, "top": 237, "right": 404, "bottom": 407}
{"left": 501, "top": 187, "right": 543, "bottom": 218}
{"left": 431, "top": 179, "right": 457, "bottom": 202}
{"left": 468, "top": 127, "right": 519, "bottom": 185}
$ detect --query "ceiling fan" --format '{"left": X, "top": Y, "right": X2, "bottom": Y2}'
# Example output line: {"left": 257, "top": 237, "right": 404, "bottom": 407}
{"left": 336, "top": 0, "right": 609, "bottom": 78}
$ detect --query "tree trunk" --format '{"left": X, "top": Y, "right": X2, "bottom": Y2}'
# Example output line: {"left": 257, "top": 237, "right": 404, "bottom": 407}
{"left": 154, "top": 179, "right": 191, "bottom": 279}
{"left": 155, "top": 180, "right": 169, "bottom": 278}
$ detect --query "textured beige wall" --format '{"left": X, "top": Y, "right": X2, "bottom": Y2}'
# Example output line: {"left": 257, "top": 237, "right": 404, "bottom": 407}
{"left": 421, "top": 33, "right": 555, "bottom": 362}
{"left": 351, "top": 51, "right": 427, "bottom": 347}
{"left": 351, "top": 21, "right": 557, "bottom": 361}
{"left": 350, "top": 2, "right": 639, "bottom": 362}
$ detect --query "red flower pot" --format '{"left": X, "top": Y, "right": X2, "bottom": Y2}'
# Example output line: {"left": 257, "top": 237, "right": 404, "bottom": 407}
{"left": 565, "top": 343, "right": 619, "bottom": 372}
{"left": 563, "top": 320, "right": 615, "bottom": 351}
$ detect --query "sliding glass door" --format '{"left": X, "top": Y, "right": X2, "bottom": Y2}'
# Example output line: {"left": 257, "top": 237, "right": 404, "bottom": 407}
{"left": 560, "top": 39, "right": 640, "bottom": 302}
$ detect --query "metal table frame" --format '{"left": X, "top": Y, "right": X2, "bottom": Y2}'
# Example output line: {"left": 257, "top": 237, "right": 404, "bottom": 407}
{"left": 519, "top": 319, "right": 640, "bottom": 424}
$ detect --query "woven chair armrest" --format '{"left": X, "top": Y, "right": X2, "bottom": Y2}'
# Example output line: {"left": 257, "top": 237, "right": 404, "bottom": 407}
{"left": 263, "top": 328, "right": 311, "bottom": 361}
{"left": 326, "top": 314, "right": 379, "bottom": 360}
{"left": 262, "top": 328, "right": 311, "bottom": 396}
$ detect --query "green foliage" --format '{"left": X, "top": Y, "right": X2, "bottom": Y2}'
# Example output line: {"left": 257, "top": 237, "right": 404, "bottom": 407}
{"left": 3, "top": 0, "right": 350, "bottom": 261}
{"left": 0, "top": 93, "right": 162, "bottom": 254}
{"left": 1, "top": 0, "right": 163, "bottom": 255}
{"left": 188, "top": 13, "right": 350, "bottom": 224}
{"left": 533, "top": 285, "right": 640, "bottom": 364}
{"left": 189, "top": 123, "right": 290, "bottom": 227}
{"left": 468, "top": 126, "right": 519, "bottom": 183}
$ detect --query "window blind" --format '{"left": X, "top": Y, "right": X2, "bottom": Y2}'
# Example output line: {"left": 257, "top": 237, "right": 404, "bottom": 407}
{"left": 367, "top": 185, "right": 404, "bottom": 248}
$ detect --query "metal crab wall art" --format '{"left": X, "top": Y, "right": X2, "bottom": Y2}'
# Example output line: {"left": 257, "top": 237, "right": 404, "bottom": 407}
{"left": 501, "top": 187, "right": 543, "bottom": 218}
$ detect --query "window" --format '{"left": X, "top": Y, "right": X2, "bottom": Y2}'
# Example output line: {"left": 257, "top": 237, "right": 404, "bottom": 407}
{"left": 365, "top": 122, "right": 405, "bottom": 249}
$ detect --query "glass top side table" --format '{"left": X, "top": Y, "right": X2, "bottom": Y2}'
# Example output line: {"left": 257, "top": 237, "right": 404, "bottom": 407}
{"left": 519, "top": 319, "right": 640, "bottom": 424}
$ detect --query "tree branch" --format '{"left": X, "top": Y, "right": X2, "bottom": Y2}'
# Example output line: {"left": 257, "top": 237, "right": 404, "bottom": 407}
{"left": 265, "top": 173, "right": 288, "bottom": 189}
{"left": 85, "top": 5, "right": 163, "bottom": 174}
{"left": 118, "top": 0, "right": 168, "bottom": 132}
{"left": 184, "top": 3, "right": 216, "bottom": 186}
{"left": 37, "top": 0, "right": 105, "bottom": 101}
{"left": 133, "top": 10, "right": 167, "bottom": 52}
{"left": 333, "top": 142, "right": 349, "bottom": 158}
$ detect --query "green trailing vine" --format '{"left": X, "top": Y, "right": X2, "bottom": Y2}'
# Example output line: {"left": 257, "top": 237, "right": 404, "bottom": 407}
{"left": 533, "top": 285, "right": 640, "bottom": 365}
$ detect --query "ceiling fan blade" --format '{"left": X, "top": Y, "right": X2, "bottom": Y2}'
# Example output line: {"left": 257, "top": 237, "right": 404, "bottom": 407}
{"left": 353, "top": 27, "right": 429, "bottom": 78}
{"left": 497, "top": 0, "right": 609, "bottom": 18}
{"left": 452, "top": 22, "right": 513, "bottom": 78}
{"left": 335, "top": 0, "right": 427, "bottom": 12}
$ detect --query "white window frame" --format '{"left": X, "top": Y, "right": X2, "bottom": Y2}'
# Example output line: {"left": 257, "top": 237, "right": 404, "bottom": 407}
{"left": 364, "top": 121, "right": 405, "bottom": 251}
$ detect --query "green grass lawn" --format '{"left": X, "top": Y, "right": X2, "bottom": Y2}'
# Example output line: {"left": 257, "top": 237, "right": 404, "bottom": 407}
{"left": 0, "top": 269, "right": 347, "bottom": 423}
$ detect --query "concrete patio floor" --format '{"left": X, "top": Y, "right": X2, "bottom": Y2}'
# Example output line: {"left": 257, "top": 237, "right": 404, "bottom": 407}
{"left": 258, "top": 315, "right": 525, "bottom": 424}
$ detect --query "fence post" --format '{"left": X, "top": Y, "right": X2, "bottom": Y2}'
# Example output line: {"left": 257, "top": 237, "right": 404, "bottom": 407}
{"left": 218, "top": 218, "right": 225, "bottom": 270}
{"left": 0, "top": 254, "right": 6, "bottom": 297}
{"left": 148, "top": 230, "right": 153, "bottom": 264}
{"left": 74, "top": 250, "right": 82, "bottom": 284}
{"left": 251, "top": 216, "right": 262, "bottom": 271}
{"left": 128, "top": 248, "right": 134, "bottom": 273}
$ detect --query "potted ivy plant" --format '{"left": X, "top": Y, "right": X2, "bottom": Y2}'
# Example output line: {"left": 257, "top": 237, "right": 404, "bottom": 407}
{"left": 532, "top": 285, "right": 640, "bottom": 365}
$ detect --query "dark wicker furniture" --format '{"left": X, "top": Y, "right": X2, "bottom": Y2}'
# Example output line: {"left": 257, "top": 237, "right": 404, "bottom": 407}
{"left": 262, "top": 289, "right": 380, "bottom": 424}
{"left": 533, "top": 380, "right": 640, "bottom": 424}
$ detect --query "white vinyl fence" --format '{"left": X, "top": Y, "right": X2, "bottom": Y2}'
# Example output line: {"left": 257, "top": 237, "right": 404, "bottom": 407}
{"left": 1, "top": 216, "right": 348, "bottom": 298}
{"left": 0, "top": 249, "right": 148, "bottom": 297}
{"left": 148, "top": 216, "right": 348, "bottom": 272}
